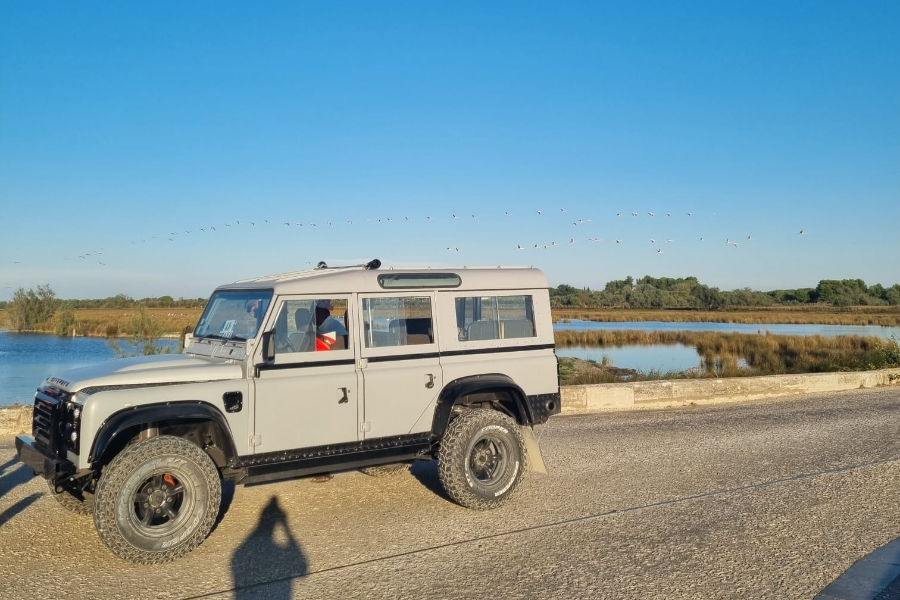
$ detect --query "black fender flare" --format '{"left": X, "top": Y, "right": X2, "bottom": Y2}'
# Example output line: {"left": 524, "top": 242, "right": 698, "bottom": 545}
{"left": 88, "top": 401, "right": 239, "bottom": 467}
{"left": 430, "top": 374, "right": 532, "bottom": 439}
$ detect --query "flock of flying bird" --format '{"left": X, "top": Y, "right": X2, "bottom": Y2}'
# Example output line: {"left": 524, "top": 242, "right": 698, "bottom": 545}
{"left": 5, "top": 209, "right": 808, "bottom": 274}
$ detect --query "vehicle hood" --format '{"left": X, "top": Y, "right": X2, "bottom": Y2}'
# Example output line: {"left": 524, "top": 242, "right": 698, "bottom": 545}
{"left": 43, "top": 354, "right": 243, "bottom": 393}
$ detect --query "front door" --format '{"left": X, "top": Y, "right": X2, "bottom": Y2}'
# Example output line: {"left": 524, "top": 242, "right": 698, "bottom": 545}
{"left": 358, "top": 293, "right": 443, "bottom": 438}
{"left": 253, "top": 296, "right": 359, "bottom": 454}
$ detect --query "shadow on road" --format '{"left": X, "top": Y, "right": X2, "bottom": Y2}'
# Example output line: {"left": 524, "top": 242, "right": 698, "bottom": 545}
{"left": 232, "top": 496, "right": 308, "bottom": 599}
{"left": 0, "top": 494, "right": 41, "bottom": 527}
{"left": 210, "top": 480, "right": 236, "bottom": 535}
{"left": 409, "top": 459, "right": 452, "bottom": 503}
{"left": 0, "top": 456, "right": 34, "bottom": 502}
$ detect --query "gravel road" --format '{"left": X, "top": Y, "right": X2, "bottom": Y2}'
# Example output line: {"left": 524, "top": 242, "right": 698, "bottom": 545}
{"left": 0, "top": 388, "right": 898, "bottom": 600}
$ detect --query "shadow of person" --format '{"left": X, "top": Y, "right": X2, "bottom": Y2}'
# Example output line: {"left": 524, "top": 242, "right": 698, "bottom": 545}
{"left": 232, "top": 496, "right": 308, "bottom": 600}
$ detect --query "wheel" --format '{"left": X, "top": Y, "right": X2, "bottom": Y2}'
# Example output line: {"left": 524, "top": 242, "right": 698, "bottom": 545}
{"left": 359, "top": 463, "right": 410, "bottom": 477}
{"left": 437, "top": 409, "right": 527, "bottom": 510}
{"left": 46, "top": 478, "right": 95, "bottom": 516}
{"left": 274, "top": 331, "right": 296, "bottom": 353}
{"left": 93, "top": 435, "right": 222, "bottom": 564}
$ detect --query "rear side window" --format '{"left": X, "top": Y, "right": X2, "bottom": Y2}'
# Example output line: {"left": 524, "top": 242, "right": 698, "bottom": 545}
{"left": 362, "top": 297, "right": 434, "bottom": 347}
{"left": 455, "top": 295, "right": 535, "bottom": 341}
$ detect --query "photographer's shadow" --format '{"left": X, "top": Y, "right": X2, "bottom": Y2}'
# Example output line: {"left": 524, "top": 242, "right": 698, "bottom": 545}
{"left": 232, "top": 496, "right": 308, "bottom": 599}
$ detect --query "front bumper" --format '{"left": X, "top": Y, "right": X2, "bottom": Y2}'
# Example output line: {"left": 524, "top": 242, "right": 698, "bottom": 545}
{"left": 15, "top": 435, "right": 74, "bottom": 481}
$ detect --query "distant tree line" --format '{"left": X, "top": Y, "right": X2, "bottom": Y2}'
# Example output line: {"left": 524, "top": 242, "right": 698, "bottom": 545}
{"left": 0, "top": 285, "right": 206, "bottom": 334}
{"left": 551, "top": 277, "right": 900, "bottom": 310}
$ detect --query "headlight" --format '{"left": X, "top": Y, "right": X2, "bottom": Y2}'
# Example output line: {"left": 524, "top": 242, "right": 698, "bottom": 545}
{"left": 65, "top": 401, "right": 83, "bottom": 454}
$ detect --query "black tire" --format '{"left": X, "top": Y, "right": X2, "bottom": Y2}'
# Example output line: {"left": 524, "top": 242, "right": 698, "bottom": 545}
{"left": 93, "top": 435, "right": 221, "bottom": 564}
{"left": 359, "top": 463, "right": 410, "bottom": 477}
{"left": 46, "top": 479, "right": 95, "bottom": 516}
{"left": 437, "top": 409, "right": 527, "bottom": 510}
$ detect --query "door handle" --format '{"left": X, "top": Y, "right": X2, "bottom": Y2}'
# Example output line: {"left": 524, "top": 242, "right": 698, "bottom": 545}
{"left": 425, "top": 374, "right": 434, "bottom": 389}
{"left": 338, "top": 387, "right": 349, "bottom": 404}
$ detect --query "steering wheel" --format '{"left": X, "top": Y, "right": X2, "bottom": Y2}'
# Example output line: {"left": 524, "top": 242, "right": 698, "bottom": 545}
{"left": 274, "top": 330, "right": 296, "bottom": 353}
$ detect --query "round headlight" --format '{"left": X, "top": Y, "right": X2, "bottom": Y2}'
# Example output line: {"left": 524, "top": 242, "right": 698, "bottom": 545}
{"left": 72, "top": 407, "right": 81, "bottom": 419}
{"left": 70, "top": 432, "right": 78, "bottom": 442}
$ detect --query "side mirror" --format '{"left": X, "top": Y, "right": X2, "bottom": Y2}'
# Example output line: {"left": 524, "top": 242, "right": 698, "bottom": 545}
{"left": 261, "top": 330, "right": 276, "bottom": 362}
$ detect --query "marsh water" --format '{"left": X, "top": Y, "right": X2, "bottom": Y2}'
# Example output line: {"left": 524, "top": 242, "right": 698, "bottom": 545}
{"left": 2, "top": 320, "right": 898, "bottom": 405}
{"left": 0, "top": 331, "right": 179, "bottom": 406}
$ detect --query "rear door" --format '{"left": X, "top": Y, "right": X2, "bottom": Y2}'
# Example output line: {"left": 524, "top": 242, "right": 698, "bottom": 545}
{"left": 357, "top": 293, "right": 443, "bottom": 438}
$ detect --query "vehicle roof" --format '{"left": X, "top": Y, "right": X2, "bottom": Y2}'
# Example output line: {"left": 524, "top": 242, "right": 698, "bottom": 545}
{"left": 216, "top": 263, "right": 548, "bottom": 295}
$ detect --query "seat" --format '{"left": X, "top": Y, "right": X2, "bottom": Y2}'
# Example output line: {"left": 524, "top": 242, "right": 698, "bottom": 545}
{"left": 500, "top": 319, "right": 534, "bottom": 339}
{"left": 288, "top": 307, "right": 313, "bottom": 351}
{"left": 467, "top": 320, "right": 500, "bottom": 341}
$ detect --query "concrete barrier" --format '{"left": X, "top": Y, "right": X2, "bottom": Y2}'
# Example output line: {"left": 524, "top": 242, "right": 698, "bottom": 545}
{"left": 2, "top": 368, "right": 899, "bottom": 436}
{"left": 561, "top": 368, "right": 900, "bottom": 413}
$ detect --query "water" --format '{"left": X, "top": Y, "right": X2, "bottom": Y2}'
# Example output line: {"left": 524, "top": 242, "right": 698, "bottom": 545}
{"left": 556, "top": 344, "right": 702, "bottom": 373}
{"left": 552, "top": 320, "right": 900, "bottom": 374}
{"left": 0, "top": 331, "right": 179, "bottom": 406}
{"left": 2, "top": 320, "right": 897, "bottom": 405}
{"left": 555, "top": 319, "right": 900, "bottom": 339}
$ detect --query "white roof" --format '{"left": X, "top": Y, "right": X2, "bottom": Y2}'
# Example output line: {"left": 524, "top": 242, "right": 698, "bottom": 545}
{"left": 217, "top": 263, "right": 548, "bottom": 295}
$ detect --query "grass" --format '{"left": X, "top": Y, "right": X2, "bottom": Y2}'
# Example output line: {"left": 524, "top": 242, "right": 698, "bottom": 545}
{"left": 552, "top": 307, "right": 900, "bottom": 326}
{"left": 0, "top": 307, "right": 202, "bottom": 338}
{"left": 555, "top": 329, "right": 900, "bottom": 385}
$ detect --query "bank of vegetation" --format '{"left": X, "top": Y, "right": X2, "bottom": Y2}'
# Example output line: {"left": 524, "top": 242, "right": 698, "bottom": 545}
{"left": 0, "top": 285, "right": 201, "bottom": 350}
{"left": 551, "top": 276, "right": 900, "bottom": 323}
{"left": 556, "top": 330, "right": 900, "bottom": 385}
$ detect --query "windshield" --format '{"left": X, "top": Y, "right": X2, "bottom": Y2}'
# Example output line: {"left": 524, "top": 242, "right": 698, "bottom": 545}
{"left": 194, "top": 289, "right": 273, "bottom": 341}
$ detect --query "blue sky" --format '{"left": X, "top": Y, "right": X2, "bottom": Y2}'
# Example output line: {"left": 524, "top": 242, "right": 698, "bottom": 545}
{"left": 1, "top": 1, "right": 898, "bottom": 300}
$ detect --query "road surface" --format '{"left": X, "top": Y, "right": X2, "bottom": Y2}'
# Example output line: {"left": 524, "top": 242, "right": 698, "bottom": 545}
{"left": 0, "top": 388, "right": 897, "bottom": 600}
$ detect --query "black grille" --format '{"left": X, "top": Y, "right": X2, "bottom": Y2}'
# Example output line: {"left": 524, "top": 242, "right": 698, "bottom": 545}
{"left": 32, "top": 394, "right": 61, "bottom": 453}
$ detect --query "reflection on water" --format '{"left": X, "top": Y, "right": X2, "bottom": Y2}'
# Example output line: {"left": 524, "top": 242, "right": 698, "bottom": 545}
{"left": 0, "top": 331, "right": 179, "bottom": 406}
{"left": 555, "top": 320, "right": 900, "bottom": 339}
{"left": 557, "top": 344, "right": 702, "bottom": 374}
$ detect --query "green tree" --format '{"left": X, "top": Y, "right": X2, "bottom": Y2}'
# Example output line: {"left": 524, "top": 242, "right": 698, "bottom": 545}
{"left": 108, "top": 306, "right": 172, "bottom": 356}
{"left": 54, "top": 305, "right": 76, "bottom": 336}
{"left": 7, "top": 284, "right": 57, "bottom": 331}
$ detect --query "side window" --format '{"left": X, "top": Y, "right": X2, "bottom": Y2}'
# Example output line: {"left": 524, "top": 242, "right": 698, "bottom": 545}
{"left": 361, "top": 297, "right": 434, "bottom": 348}
{"left": 455, "top": 295, "right": 535, "bottom": 341}
{"left": 273, "top": 298, "right": 350, "bottom": 355}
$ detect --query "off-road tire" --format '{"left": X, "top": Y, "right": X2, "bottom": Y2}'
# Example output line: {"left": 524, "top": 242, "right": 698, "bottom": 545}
{"left": 46, "top": 479, "right": 95, "bottom": 516}
{"left": 93, "top": 435, "right": 221, "bottom": 564}
{"left": 437, "top": 409, "right": 527, "bottom": 510}
{"left": 359, "top": 463, "right": 409, "bottom": 477}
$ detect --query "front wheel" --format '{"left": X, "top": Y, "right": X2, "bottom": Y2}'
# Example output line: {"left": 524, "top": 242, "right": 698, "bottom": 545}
{"left": 93, "top": 435, "right": 221, "bottom": 564}
{"left": 46, "top": 478, "right": 95, "bottom": 516}
{"left": 437, "top": 409, "right": 527, "bottom": 510}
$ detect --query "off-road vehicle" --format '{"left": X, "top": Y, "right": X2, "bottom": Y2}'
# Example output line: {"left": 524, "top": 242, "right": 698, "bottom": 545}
{"left": 16, "top": 259, "right": 560, "bottom": 563}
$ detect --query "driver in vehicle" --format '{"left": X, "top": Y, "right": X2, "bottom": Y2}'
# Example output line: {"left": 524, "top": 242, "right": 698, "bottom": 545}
{"left": 314, "top": 299, "right": 348, "bottom": 351}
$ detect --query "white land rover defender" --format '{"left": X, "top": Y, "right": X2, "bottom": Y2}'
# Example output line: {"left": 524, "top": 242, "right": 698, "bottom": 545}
{"left": 16, "top": 259, "right": 560, "bottom": 563}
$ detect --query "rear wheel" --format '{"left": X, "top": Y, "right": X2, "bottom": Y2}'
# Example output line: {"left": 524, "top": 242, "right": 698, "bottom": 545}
{"left": 438, "top": 409, "right": 527, "bottom": 510}
{"left": 93, "top": 435, "right": 221, "bottom": 564}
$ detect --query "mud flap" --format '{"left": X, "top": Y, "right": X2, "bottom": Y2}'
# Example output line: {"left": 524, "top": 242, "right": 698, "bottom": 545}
{"left": 522, "top": 427, "right": 547, "bottom": 474}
